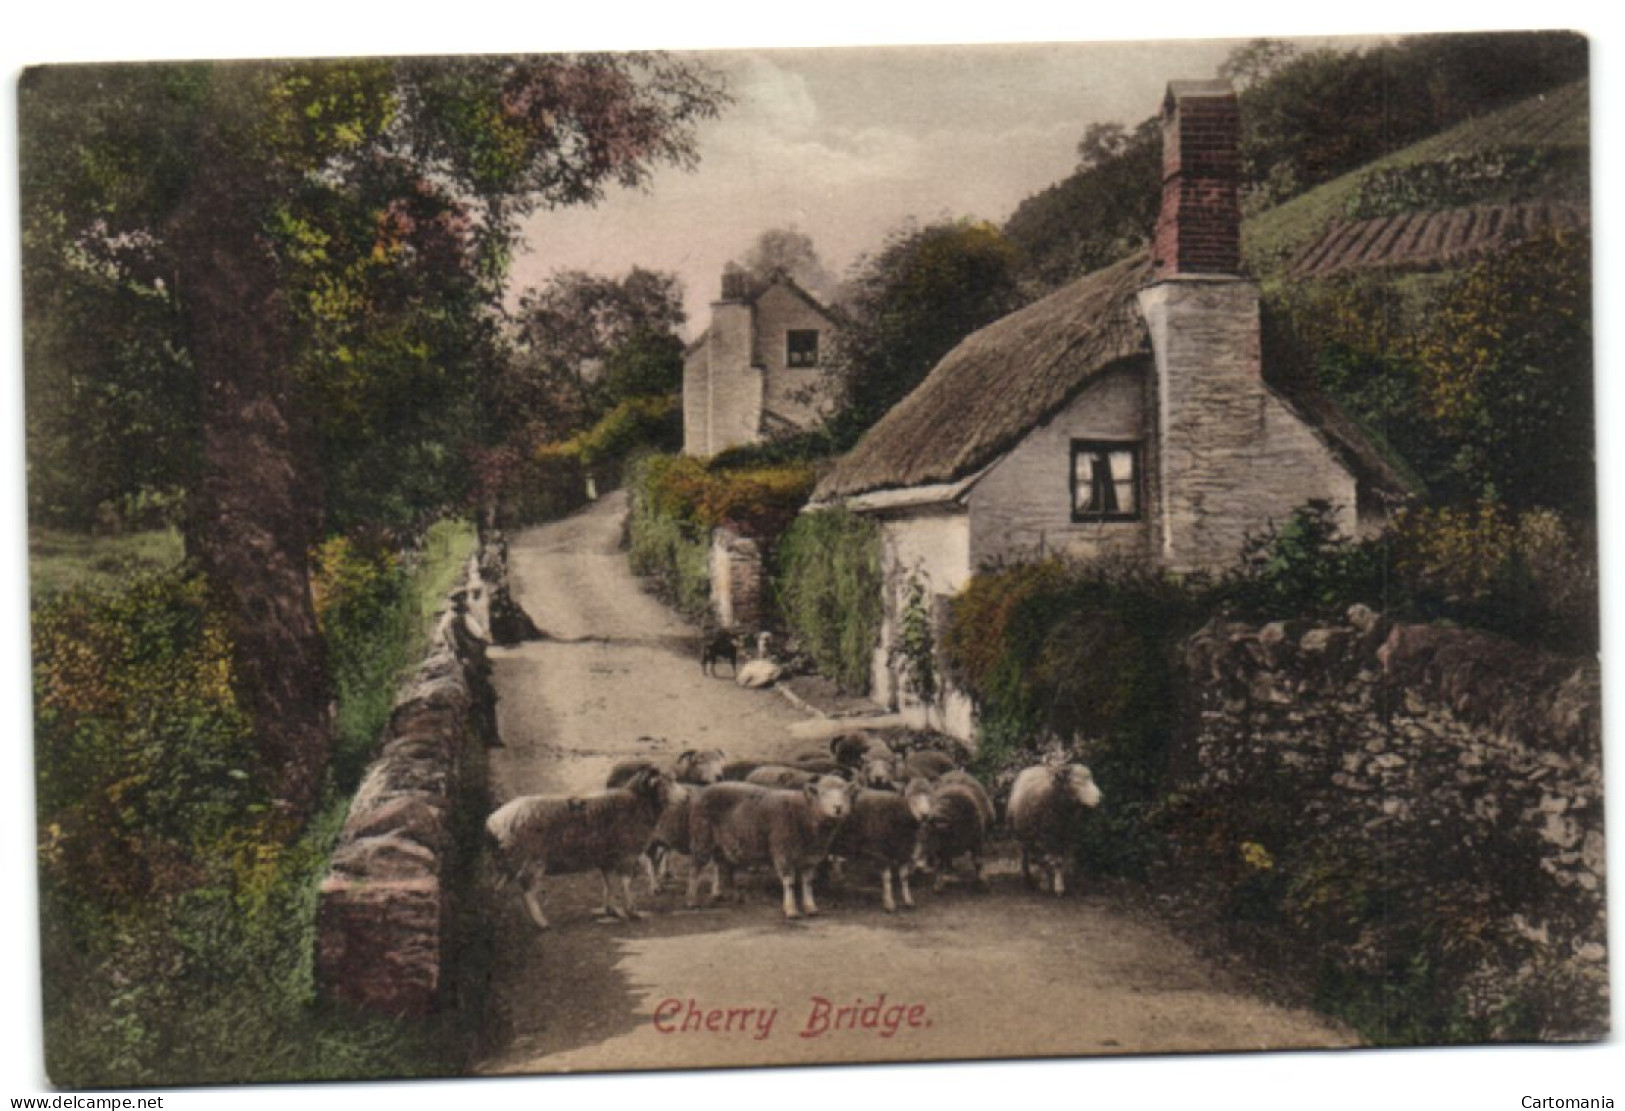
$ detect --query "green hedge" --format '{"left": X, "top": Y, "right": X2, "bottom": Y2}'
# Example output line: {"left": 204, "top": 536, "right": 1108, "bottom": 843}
{"left": 773, "top": 507, "right": 882, "bottom": 694}
{"left": 624, "top": 452, "right": 817, "bottom": 622}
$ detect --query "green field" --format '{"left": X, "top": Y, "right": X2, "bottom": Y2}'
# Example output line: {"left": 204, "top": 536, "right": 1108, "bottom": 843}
{"left": 28, "top": 527, "right": 187, "bottom": 597}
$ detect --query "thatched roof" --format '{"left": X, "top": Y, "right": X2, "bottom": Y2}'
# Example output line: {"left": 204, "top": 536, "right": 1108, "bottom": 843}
{"left": 814, "top": 252, "right": 1154, "bottom": 501}
{"left": 814, "top": 247, "right": 1415, "bottom": 506}
{"left": 1289, "top": 201, "right": 1589, "bottom": 280}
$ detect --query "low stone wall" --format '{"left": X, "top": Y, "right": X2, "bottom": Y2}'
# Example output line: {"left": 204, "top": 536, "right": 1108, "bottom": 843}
{"left": 314, "top": 552, "right": 496, "bottom": 1017}
{"left": 1176, "top": 606, "right": 1606, "bottom": 1039}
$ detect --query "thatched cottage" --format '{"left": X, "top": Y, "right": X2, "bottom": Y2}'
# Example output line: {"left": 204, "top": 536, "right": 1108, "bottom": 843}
{"left": 683, "top": 269, "right": 839, "bottom": 457}
{"left": 811, "top": 80, "right": 1411, "bottom": 738}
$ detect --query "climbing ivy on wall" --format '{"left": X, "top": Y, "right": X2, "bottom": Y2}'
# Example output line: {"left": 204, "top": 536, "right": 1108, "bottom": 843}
{"left": 774, "top": 508, "right": 882, "bottom": 694}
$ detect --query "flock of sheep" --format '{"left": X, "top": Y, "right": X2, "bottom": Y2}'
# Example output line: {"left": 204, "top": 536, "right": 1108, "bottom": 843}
{"left": 485, "top": 731, "right": 1105, "bottom": 930}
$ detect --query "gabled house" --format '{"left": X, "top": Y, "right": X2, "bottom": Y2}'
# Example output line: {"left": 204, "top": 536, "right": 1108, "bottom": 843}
{"left": 682, "top": 268, "right": 839, "bottom": 457}
{"left": 811, "top": 79, "right": 1412, "bottom": 738}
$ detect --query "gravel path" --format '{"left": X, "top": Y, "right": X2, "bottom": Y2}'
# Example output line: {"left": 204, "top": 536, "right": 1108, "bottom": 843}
{"left": 474, "top": 493, "right": 1358, "bottom": 1074}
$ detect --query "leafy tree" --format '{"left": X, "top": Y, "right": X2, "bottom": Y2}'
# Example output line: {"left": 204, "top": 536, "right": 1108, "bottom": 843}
{"left": 733, "top": 226, "right": 837, "bottom": 302}
{"left": 20, "top": 55, "right": 727, "bottom": 818}
{"left": 508, "top": 266, "right": 688, "bottom": 435}
{"left": 1217, "top": 38, "right": 1298, "bottom": 90}
{"left": 1236, "top": 32, "right": 1587, "bottom": 208}
{"left": 599, "top": 328, "right": 686, "bottom": 403}
{"left": 1413, "top": 231, "right": 1593, "bottom": 515}
{"left": 828, "top": 218, "right": 1022, "bottom": 441}
{"left": 1002, "top": 116, "right": 1161, "bottom": 295}
{"left": 1003, "top": 31, "right": 1586, "bottom": 289}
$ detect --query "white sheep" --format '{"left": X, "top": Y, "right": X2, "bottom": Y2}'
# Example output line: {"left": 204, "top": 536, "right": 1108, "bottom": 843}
{"left": 829, "top": 779, "right": 936, "bottom": 912}
{"left": 486, "top": 766, "right": 677, "bottom": 929}
{"left": 686, "top": 776, "right": 855, "bottom": 918}
{"left": 1007, "top": 762, "right": 1103, "bottom": 897}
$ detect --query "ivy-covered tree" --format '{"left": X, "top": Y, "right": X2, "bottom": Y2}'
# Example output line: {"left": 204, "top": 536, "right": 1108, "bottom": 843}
{"left": 20, "top": 55, "right": 727, "bottom": 818}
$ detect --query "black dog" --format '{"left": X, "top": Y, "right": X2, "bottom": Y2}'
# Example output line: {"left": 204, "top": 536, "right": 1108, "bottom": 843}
{"left": 700, "top": 630, "right": 739, "bottom": 676}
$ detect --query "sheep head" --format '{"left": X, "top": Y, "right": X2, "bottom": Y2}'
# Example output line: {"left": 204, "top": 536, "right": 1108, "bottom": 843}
{"left": 1054, "top": 764, "right": 1103, "bottom": 809}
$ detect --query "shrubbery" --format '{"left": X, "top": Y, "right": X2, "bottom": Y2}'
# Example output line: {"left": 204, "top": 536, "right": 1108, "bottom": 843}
{"left": 34, "top": 520, "right": 477, "bottom": 1086}
{"left": 35, "top": 571, "right": 268, "bottom": 908}
{"left": 774, "top": 508, "right": 882, "bottom": 693}
{"left": 625, "top": 452, "right": 817, "bottom": 621}
{"left": 936, "top": 498, "right": 1599, "bottom": 1044}
{"left": 1346, "top": 149, "right": 1581, "bottom": 219}
{"left": 942, "top": 557, "right": 1203, "bottom": 878}
{"left": 536, "top": 395, "right": 682, "bottom": 484}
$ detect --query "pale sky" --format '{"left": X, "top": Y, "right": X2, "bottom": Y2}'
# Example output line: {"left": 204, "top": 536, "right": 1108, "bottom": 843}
{"left": 507, "top": 37, "right": 1380, "bottom": 331}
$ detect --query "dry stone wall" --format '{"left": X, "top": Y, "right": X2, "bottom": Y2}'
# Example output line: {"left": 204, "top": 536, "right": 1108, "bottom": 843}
{"left": 314, "top": 548, "right": 501, "bottom": 1017}
{"left": 1177, "top": 605, "right": 1606, "bottom": 1039}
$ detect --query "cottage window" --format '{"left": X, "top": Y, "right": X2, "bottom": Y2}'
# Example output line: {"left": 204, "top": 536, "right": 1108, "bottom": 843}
{"left": 786, "top": 329, "right": 820, "bottom": 367}
{"left": 1071, "top": 441, "right": 1141, "bottom": 521}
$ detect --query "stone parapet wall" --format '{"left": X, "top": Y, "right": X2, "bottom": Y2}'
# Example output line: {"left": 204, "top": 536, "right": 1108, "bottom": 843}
{"left": 314, "top": 549, "right": 499, "bottom": 1017}
{"left": 1177, "top": 606, "right": 1606, "bottom": 1038}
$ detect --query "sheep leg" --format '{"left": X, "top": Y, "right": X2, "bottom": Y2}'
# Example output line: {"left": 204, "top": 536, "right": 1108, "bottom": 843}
{"left": 685, "top": 858, "right": 704, "bottom": 908}
{"left": 521, "top": 873, "right": 551, "bottom": 931}
{"left": 899, "top": 863, "right": 916, "bottom": 909}
{"left": 593, "top": 870, "right": 617, "bottom": 918}
{"left": 641, "top": 848, "right": 661, "bottom": 896}
{"left": 1050, "top": 858, "right": 1066, "bottom": 897}
{"left": 972, "top": 853, "right": 989, "bottom": 891}
{"left": 687, "top": 853, "right": 721, "bottom": 908}
{"left": 800, "top": 868, "right": 821, "bottom": 917}
{"left": 620, "top": 871, "right": 642, "bottom": 920}
{"left": 780, "top": 871, "right": 802, "bottom": 919}
{"left": 880, "top": 866, "right": 897, "bottom": 913}
{"left": 1020, "top": 845, "right": 1037, "bottom": 891}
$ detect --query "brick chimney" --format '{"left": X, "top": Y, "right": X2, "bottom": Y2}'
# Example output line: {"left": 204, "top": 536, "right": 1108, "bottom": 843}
{"left": 1151, "top": 79, "right": 1241, "bottom": 281}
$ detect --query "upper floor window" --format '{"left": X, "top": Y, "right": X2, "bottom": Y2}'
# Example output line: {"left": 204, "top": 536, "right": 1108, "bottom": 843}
{"left": 1071, "top": 440, "right": 1141, "bottom": 521}
{"left": 786, "top": 329, "right": 820, "bottom": 368}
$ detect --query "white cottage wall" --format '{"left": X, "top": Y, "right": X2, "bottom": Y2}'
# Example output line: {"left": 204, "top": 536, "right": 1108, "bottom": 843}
{"left": 967, "top": 363, "right": 1156, "bottom": 569}
{"left": 872, "top": 512, "right": 976, "bottom": 742}
{"left": 753, "top": 284, "right": 835, "bottom": 433}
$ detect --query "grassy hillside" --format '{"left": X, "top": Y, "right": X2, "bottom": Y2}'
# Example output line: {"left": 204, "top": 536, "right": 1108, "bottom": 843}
{"left": 1243, "top": 79, "right": 1589, "bottom": 279}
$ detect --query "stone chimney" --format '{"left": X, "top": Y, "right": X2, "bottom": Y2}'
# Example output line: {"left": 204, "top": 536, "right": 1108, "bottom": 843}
{"left": 1150, "top": 79, "right": 1241, "bottom": 281}
{"left": 700, "top": 265, "right": 761, "bottom": 455}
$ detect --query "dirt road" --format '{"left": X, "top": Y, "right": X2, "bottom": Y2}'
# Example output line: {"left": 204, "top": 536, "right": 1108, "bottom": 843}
{"left": 474, "top": 493, "right": 1357, "bottom": 1074}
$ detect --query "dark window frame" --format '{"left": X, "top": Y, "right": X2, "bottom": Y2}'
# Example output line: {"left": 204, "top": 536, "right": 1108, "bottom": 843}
{"left": 786, "top": 329, "right": 820, "bottom": 368}
{"left": 1069, "top": 439, "right": 1143, "bottom": 523}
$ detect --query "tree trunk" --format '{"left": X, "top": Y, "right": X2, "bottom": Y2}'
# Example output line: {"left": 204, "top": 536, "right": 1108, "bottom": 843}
{"left": 169, "top": 113, "right": 332, "bottom": 823}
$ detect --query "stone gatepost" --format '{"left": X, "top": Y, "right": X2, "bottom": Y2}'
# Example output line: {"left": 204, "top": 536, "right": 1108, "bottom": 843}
{"left": 709, "top": 526, "right": 764, "bottom": 630}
